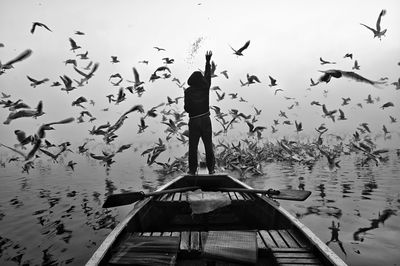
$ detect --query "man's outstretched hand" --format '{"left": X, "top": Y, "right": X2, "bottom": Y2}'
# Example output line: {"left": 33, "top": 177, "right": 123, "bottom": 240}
{"left": 206, "top": 51, "right": 212, "bottom": 61}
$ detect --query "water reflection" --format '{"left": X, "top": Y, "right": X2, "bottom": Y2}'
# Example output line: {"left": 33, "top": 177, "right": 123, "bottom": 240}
{"left": 353, "top": 209, "right": 397, "bottom": 242}
{"left": 1, "top": 151, "right": 400, "bottom": 265}
{"left": 326, "top": 221, "right": 347, "bottom": 256}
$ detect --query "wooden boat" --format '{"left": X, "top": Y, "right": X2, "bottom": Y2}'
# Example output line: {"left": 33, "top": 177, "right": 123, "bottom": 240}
{"left": 87, "top": 173, "right": 347, "bottom": 266}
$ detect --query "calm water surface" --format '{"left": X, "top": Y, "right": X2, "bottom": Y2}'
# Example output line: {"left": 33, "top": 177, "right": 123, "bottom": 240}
{"left": 0, "top": 151, "right": 399, "bottom": 266}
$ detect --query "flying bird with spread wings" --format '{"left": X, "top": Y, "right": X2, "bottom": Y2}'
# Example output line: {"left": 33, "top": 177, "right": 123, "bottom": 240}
{"left": 230, "top": 40, "right": 250, "bottom": 56}
{"left": 31, "top": 22, "right": 52, "bottom": 34}
{"left": 360, "top": 9, "right": 387, "bottom": 40}
{"left": 318, "top": 69, "right": 386, "bottom": 87}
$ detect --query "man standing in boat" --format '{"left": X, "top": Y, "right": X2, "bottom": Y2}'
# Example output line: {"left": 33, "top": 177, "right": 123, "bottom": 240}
{"left": 184, "top": 51, "right": 215, "bottom": 175}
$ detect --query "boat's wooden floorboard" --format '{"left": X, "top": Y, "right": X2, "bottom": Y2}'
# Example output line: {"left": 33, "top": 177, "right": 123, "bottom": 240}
{"left": 113, "top": 230, "right": 323, "bottom": 266}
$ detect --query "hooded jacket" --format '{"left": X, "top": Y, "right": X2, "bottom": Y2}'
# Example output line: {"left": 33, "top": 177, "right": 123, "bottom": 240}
{"left": 184, "top": 60, "right": 211, "bottom": 117}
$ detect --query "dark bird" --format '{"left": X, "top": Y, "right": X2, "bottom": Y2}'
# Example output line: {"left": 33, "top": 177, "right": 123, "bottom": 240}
{"left": 295, "top": 120, "right": 303, "bottom": 132}
{"left": 230, "top": 40, "right": 250, "bottom": 56}
{"left": 310, "top": 78, "right": 319, "bottom": 86}
{"left": 341, "top": 97, "right": 351, "bottom": 106}
{"left": 364, "top": 94, "right": 374, "bottom": 104}
{"left": 67, "top": 160, "right": 77, "bottom": 171}
{"left": 27, "top": 75, "right": 49, "bottom": 87}
{"left": 389, "top": 115, "right": 397, "bottom": 123}
{"left": 320, "top": 57, "right": 336, "bottom": 65}
{"left": 338, "top": 109, "right": 347, "bottom": 120}
{"left": 268, "top": 76, "right": 277, "bottom": 87}
{"left": 64, "top": 59, "right": 77, "bottom": 67}
{"left": 131, "top": 67, "right": 144, "bottom": 88}
{"left": 153, "top": 46, "right": 165, "bottom": 51}
{"left": 60, "top": 75, "right": 76, "bottom": 93}
{"left": 360, "top": 9, "right": 387, "bottom": 40}
{"left": 31, "top": 22, "right": 52, "bottom": 34}
{"left": 343, "top": 53, "right": 353, "bottom": 59}
{"left": 162, "top": 57, "right": 174, "bottom": 64}
{"left": 77, "top": 51, "right": 89, "bottom": 60}
{"left": 246, "top": 73, "right": 261, "bottom": 85}
{"left": 75, "top": 30, "right": 85, "bottom": 35}
{"left": 73, "top": 62, "right": 99, "bottom": 82}
{"left": 274, "top": 88, "right": 283, "bottom": 95}
{"left": 318, "top": 69, "right": 385, "bottom": 86}
{"left": 0, "top": 49, "right": 32, "bottom": 73}
{"left": 111, "top": 56, "right": 119, "bottom": 63}
{"left": 380, "top": 102, "right": 394, "bottom": 109}
{"left": 36, "top": 117, "right": 75, "bottom": 139}
{"left": 72, "top": 96, "right": 88, "bottom": 108}
{"left": 1, "top": 137, "right": 41, "bottom": 161}
{"left": 352, "top": 60, "right": 360, "bottom": 70}
{"left": 220, "top": 70, "right": 229, "bottom": 79}
{"left": 69, "top": 37, "right": 81, "bottom": 52}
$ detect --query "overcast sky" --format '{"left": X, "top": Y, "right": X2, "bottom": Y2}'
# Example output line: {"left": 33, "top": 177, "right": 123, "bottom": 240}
{"left": 1, "top": 0, "right": 399, "bottom": 148}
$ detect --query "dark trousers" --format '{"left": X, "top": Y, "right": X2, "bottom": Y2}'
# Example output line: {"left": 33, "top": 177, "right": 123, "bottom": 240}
{"left": 188, "top": 115, "right": 215, "bottom": 173}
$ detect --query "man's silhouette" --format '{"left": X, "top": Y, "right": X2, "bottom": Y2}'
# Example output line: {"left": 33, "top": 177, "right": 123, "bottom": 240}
{"left": 184, "top": 51, "right": 215, "bottom": 175}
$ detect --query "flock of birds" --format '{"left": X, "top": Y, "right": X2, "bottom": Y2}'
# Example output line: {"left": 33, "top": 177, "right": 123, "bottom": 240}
{"left": 0, "top": 9, "right": 399, "bottom": 178}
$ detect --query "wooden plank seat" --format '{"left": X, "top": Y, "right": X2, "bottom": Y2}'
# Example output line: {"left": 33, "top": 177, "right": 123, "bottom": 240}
{"left": 111, "top": 229, "right": 322, "bottom": 265}
{"left": 257, "top": 229, "right": 323, "bottom": 266}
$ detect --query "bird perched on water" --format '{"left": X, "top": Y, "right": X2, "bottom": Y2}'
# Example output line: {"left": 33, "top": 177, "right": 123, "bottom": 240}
{"left": 360, "top": 9, "right": 387, "bottom": 40}
{"left": 318, "top": 69, "right": 385, "bottom": 87}
{"left": 230, "top": 40, "right": 250, "bottom": 56}
{"left": 31, "top": 22, "right": 52, "bottom": 34}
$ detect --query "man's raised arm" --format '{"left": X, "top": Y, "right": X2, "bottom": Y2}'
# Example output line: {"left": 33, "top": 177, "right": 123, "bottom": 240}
{"left": 204, "top": 51, "right": 212, "bottom": 88}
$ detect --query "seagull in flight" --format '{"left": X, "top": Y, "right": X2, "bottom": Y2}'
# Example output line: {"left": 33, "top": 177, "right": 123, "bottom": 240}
{"left": 0, "top": 49, "right": 32, "bottom": 74}
{"left": 268, "top": 76, "right": 277, "bottom": 87}
{"left": 320, "top": 57, "right": 336, "bottom": 65}
{"left": 69, "top": 37, "right": 81, "bottom": 52}
{"left": 318, "top": 69, "right": 386, "bottom": 87}
{"left": 153, "top": 46, "right": 165, "bottom": 51}
{"left": 31, "top": 22, "right": 52, "bottom": 34}
{"left": 360, "top": 9, "right": 387, "bottom": 40}
{"left": 230, "top": 40, "right": 250, "bottom": 56}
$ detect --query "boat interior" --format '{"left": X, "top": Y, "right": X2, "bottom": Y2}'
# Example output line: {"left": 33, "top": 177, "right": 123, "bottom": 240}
{"left": 102, "top": 175, "right": 331, "bottom": 265}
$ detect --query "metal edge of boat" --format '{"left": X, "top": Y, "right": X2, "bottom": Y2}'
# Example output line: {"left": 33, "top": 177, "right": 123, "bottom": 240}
{"left": 86, "top": 173, "right": 348, "bottom": 266}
